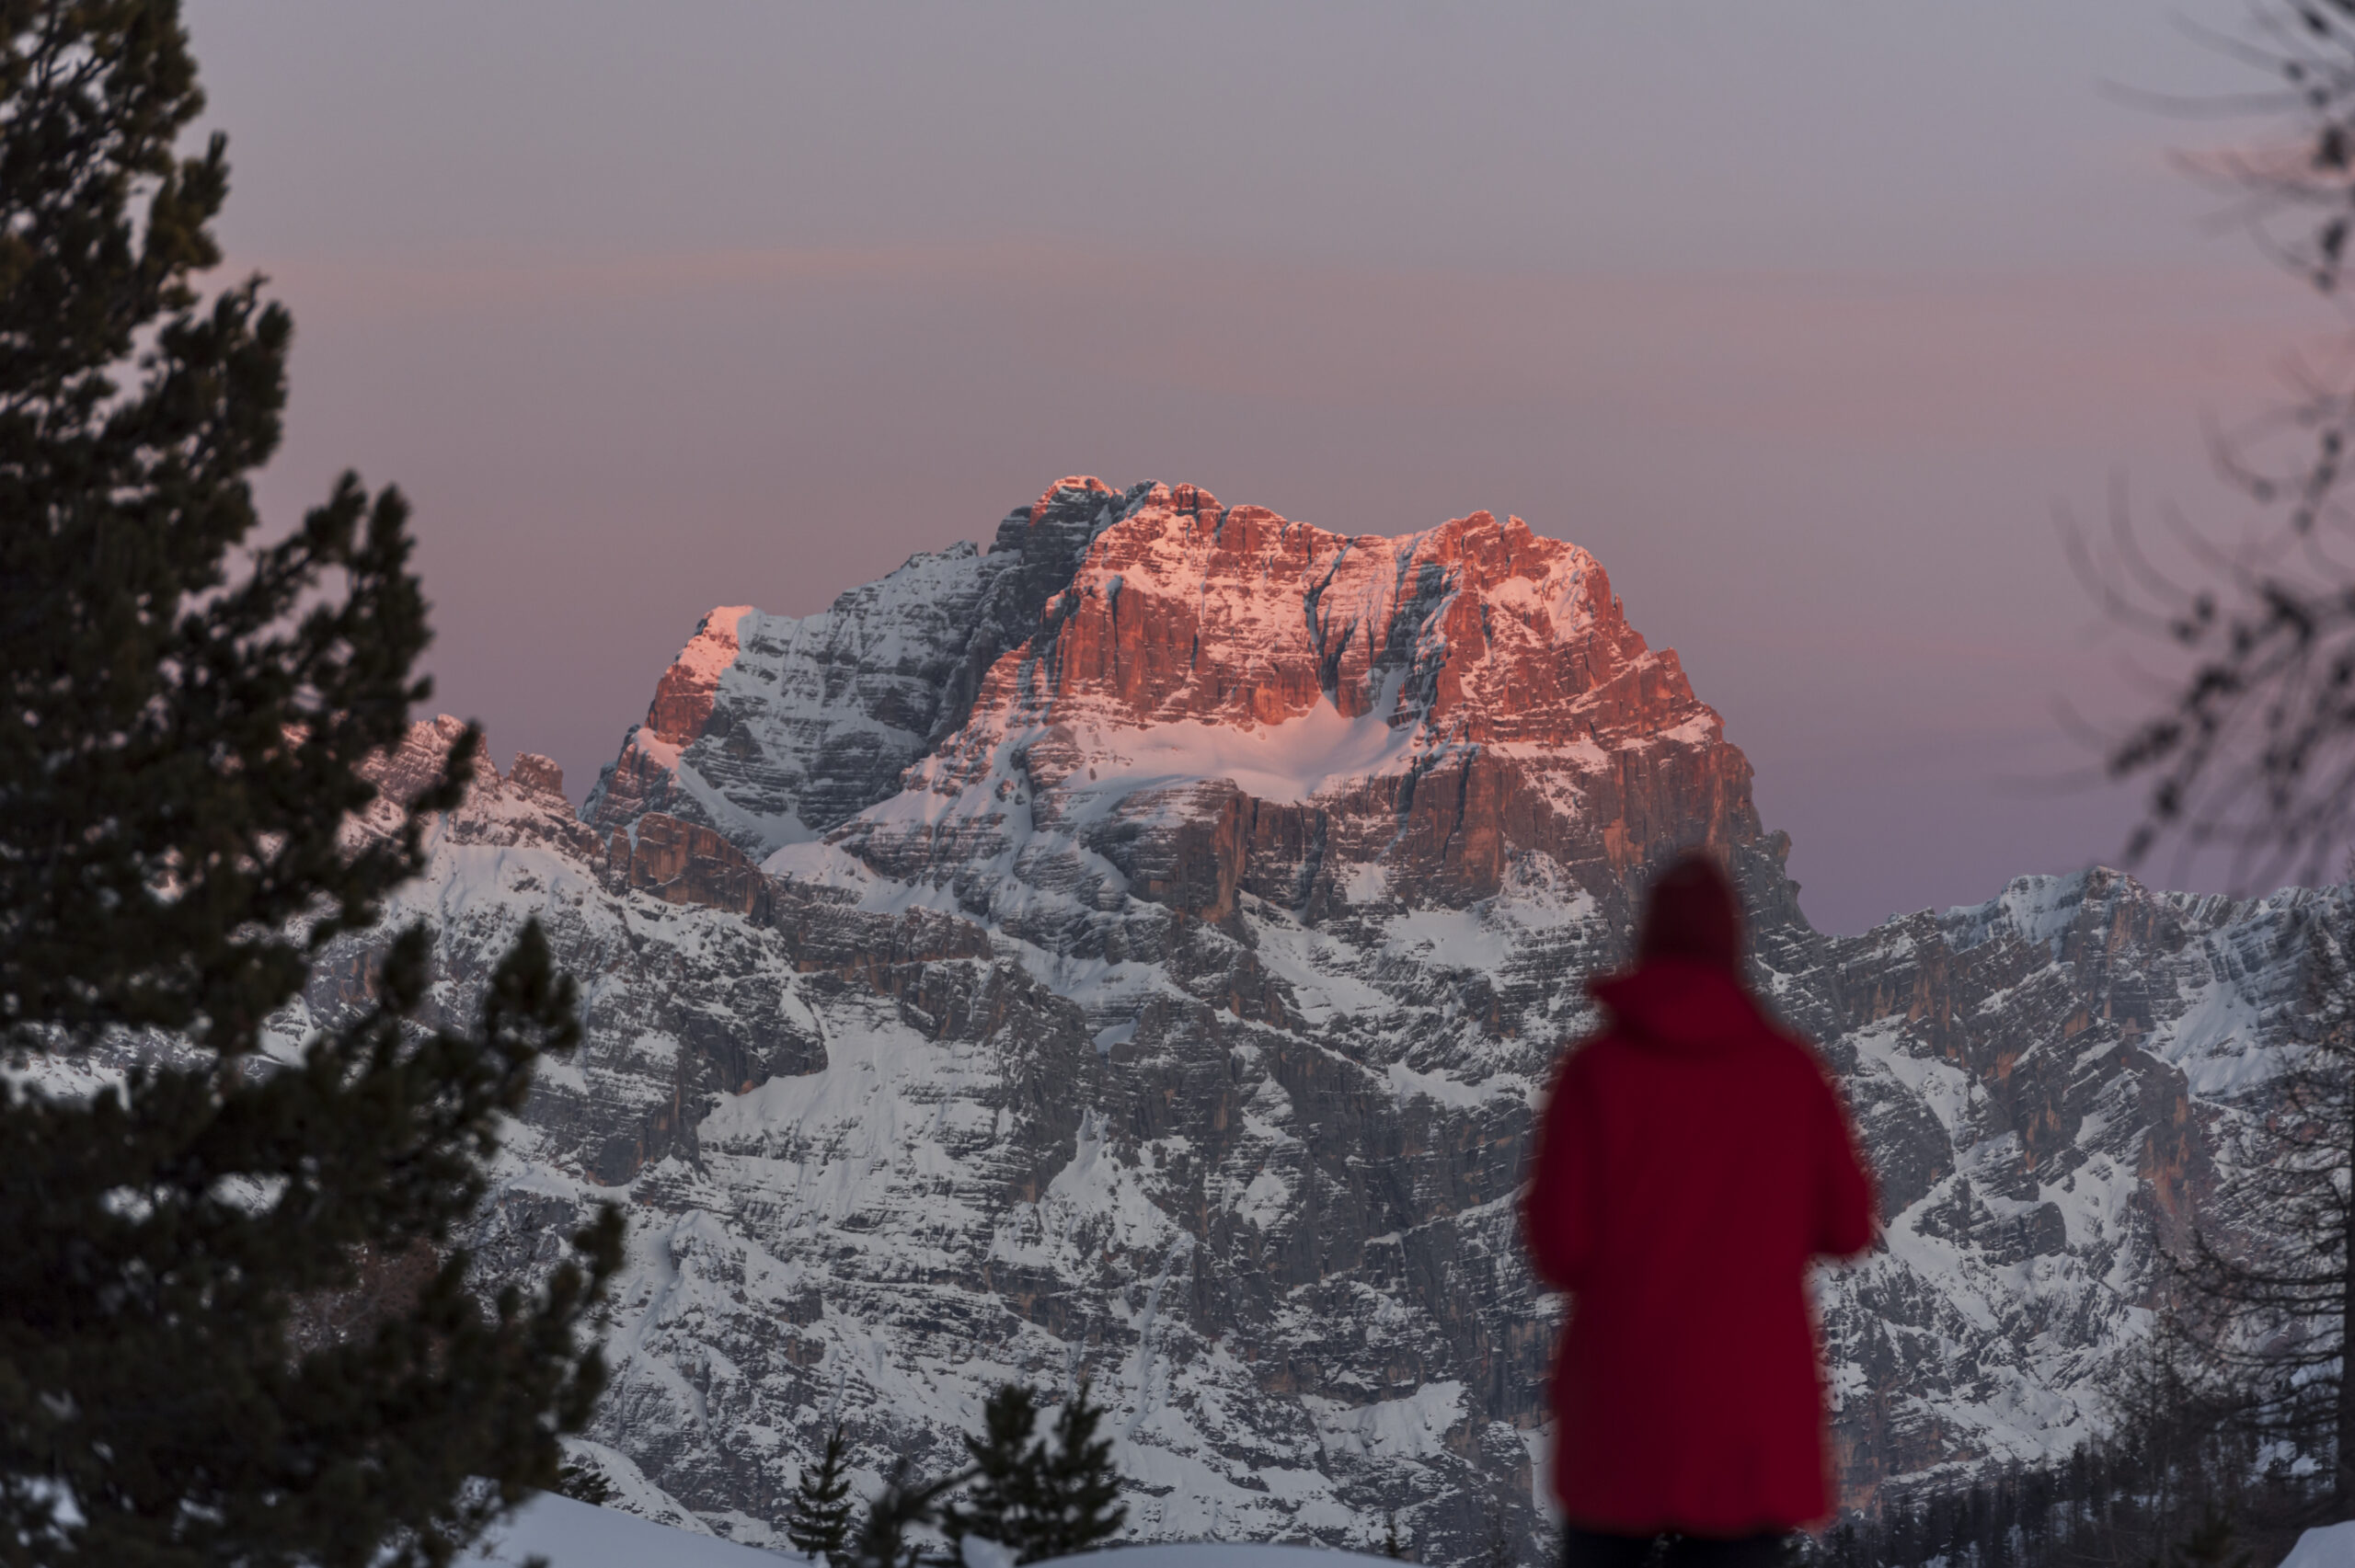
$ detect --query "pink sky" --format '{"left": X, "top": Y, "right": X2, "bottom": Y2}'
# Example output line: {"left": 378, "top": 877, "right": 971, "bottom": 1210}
{"left": 188, "top": 0, "right": 2321, "bottom": 932}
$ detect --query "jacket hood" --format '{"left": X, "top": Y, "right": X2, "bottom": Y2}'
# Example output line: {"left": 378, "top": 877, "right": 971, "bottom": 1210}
{"left": 1637, "top": 855, "right": 1742, "bottom": 972}
{"left": 1587, "top": 958, "right": 1765, "bottom": 1050}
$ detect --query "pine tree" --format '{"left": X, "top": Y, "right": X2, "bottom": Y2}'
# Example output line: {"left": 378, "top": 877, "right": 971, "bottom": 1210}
{"left": 1383, "top": 1509, "right": 1406, "bottom": 1561}
{"left": 789, "top": 1422, "right": 858, "bottom": 1562}
{"left": 937, "top": 1380, "right": 1125, "bottom": 1565}
{"left": 0, "top": 4, "right": 620, "bottom": 1564}
{"left": 946, "top": 1384, "right": 1046, "bottom": 1562}
{"left": 1481, "top": 1507, "right": 1514, "bottom": 1568}
{"left": 555, "top": 1463, "right": 615, "bottom": 1508}
{"left": 1030, "top": 1380, "right": 1126, "bottom": 1562}
{"left": 854, "top": 1460, "right": 971, "bottom": 1568}
{"left": 2165, "top": 1508, "right": 2252, "bottom": 1568}
{"left": 1887, "top": 1495, "right": 1919, "bottom": 1567}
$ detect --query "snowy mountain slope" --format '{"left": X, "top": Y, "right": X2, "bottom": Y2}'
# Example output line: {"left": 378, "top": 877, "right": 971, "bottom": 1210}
{"left": 1811, "top": 870, "right": 2338, "bottom": 1503}
{"left": 308, "top": 480, "right": 2343, "bottom": 1563}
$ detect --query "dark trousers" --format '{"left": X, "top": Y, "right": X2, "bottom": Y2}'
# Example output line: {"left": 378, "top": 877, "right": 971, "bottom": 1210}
{"left": 1563, "top": 1527, "right": 1786, "bottom": 1568}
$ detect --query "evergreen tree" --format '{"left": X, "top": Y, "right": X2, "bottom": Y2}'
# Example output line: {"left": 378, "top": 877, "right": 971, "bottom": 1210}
{"left": 938, "top": 1380, "right": 1125, "bottom": 1565}
{"left": 853, "top": 1460, "right": 971, "bottom": 1568}
{"left": 1886, "top": 1495, "right": 1918, "bottom": 1566}
{"left": 788, "top": 1422, "right": 858, "bottom": 1562}
{"left": 1481, "top": 1508, "right": 1514, "bottom": 1568}
{"left": 554, "top": 1463, "right": 615, "bottom": 1508}
{"left": 945, "top": 1385, "right": 1045, "bottom": 1562}
{"left": 1383, "top": 1509, "right": 1406, "bottom": 1561}
{"left": 1030, "top": 1380, "right": 1126, "bottom": 1562}
{"left": 2165, "top": 1509, "right": 2252, "bottom": 1568}
{"left": 0, "top": 4, "right": 620, "bottom": 1564}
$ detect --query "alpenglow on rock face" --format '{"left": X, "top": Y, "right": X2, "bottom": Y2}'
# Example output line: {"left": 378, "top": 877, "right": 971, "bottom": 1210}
{"left": 308, "top": 479, "right": 2341, "bottom": 1562}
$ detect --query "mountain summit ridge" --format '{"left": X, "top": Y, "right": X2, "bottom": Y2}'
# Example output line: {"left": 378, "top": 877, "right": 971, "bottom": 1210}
{"left": 594, "top": 479, "right": 1776, "bottom": 924}
{"left": 287, "top": 479, "right": 2337, "bottom": 1560}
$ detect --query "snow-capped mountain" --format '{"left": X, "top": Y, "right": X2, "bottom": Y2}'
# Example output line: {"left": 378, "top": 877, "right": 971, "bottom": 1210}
{"left": 306, "top": 479, "right": 2343, "bottom": 1561}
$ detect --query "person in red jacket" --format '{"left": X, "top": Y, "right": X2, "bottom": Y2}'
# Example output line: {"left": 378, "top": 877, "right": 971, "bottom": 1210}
{"left": 1523, "top": 854, "right": 1876, "bottom": 1568}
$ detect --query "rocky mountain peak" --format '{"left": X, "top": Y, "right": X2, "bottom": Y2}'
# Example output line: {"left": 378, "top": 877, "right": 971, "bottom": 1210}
{"left": 1028, "top": 474, "right": 1118, "bottom": 521}
{"left": 591, "top": 482, "right": 1771, "bottom": 921}
{"left": 1019, "top": 488, "right": 1641, "bottom": 740}
{"left": 646, "top": 607, "right": 752, "bottom": 749}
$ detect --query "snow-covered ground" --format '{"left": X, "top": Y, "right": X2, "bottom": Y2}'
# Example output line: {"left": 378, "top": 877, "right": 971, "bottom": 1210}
{"left": 459, "top": 1493, "right": 801, "bottom": 1566}
{"left": 460, "top": 1494, "right": 1407, "bottom": 1568}
{"left": 2281, "top": 1520, "right": 2355, "bottom": 1568}
{"left": 1045, "top": 1549, "right": 1404, "bottom": 1568}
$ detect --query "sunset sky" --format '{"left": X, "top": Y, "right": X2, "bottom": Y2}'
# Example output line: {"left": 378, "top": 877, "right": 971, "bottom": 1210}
{"left": 186, "top": 0, "right": 2313, "bottom": 933}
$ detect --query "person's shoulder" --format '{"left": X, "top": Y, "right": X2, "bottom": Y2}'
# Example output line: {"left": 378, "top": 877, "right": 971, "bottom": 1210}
{"left": 1752, "top": 1022, "right": 1840, "bottom": 1089}
{"left": 1757, "top": 1023, "right": 1825, "bottom": 1060}
{"left": 1554, "top": 1026, "right": 1639, "bottom": 1081}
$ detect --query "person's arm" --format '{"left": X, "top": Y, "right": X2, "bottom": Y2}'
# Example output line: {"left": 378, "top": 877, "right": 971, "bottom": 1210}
{"left": 1522, "top": 1047, "right": 1601, "bottom": 1290}
{"left": 1810, "top": 1061, "right": 1877, "bottom": 1259}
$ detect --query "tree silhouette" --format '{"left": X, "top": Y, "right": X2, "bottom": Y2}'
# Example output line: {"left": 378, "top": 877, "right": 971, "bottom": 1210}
{"left": 938, "top": 1379, "right": 1126, "bottom": 1565}
{"left": 2092, "top": 4, "right": 2355, "bottom": 885}
{"left": 0, "top": 4, "right": 618, "bottom": 1563}
{"left": 945, "top": 1386, "right": 1046, "bottom": 1562}
{"left": 852, "top": 1459, "right": 971, "bottom": 1568}
{"left": 788, "top": 1422, "right": 857, "bottom": 1562}
{"left": 1029, "top": 1380, "right": 1126, "bottom": 1562}
{"left": 555, "top": 1462, "right": 615, "bottom": 1508}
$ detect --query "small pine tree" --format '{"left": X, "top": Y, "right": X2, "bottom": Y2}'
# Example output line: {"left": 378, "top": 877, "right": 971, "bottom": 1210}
{"left": 1383, "top": 1510, "right": 1406, "bottom": 1561}
{"left": 947, "top": 1385, "right": 1046, "bottom": 1562}
{"left": 854, "top": 1460, "right": 971, "bottom": 1568}
{"left": 789, "top": 1422, "right": 859, "bottom": 1562}
{"left": 555, "top": 1462, "right": 615, "bottom": 1507}
{"left": 2166, "top": 1508, "right": 2252, "bottom": 1568}
{"left": 1031, "top": 1380, "right": 1128, "bottom": 1562}
{"left": 1483, "top": 1507, "right": 1515, "bottom": 1568}
{"left": 938, "top": 1379, "right": 1125, "bottom": 1564}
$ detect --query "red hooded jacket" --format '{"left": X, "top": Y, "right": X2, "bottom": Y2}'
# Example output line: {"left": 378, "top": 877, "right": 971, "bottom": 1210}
{"left": 1522, "top": 958, "right": 1876, "bottom": 1536}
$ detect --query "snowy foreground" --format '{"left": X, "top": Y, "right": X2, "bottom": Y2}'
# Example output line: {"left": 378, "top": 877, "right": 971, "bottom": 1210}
{"left": 460, "top": 1494, "right": 1407, "bottom": 1568}
{"left": 458, "top": 1493, "right": 798, "bottom": 1565}
{"left": 463, "top": 1495, "right": 2355, "bottom": 1568}
{"left": 2283, "top": 1522, "right": 2355, "bottom": 1568}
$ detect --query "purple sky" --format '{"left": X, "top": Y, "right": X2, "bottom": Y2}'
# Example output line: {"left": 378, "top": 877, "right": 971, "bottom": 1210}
{"left": 185, "top": 0, "right": 2315, "bottom": 933}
